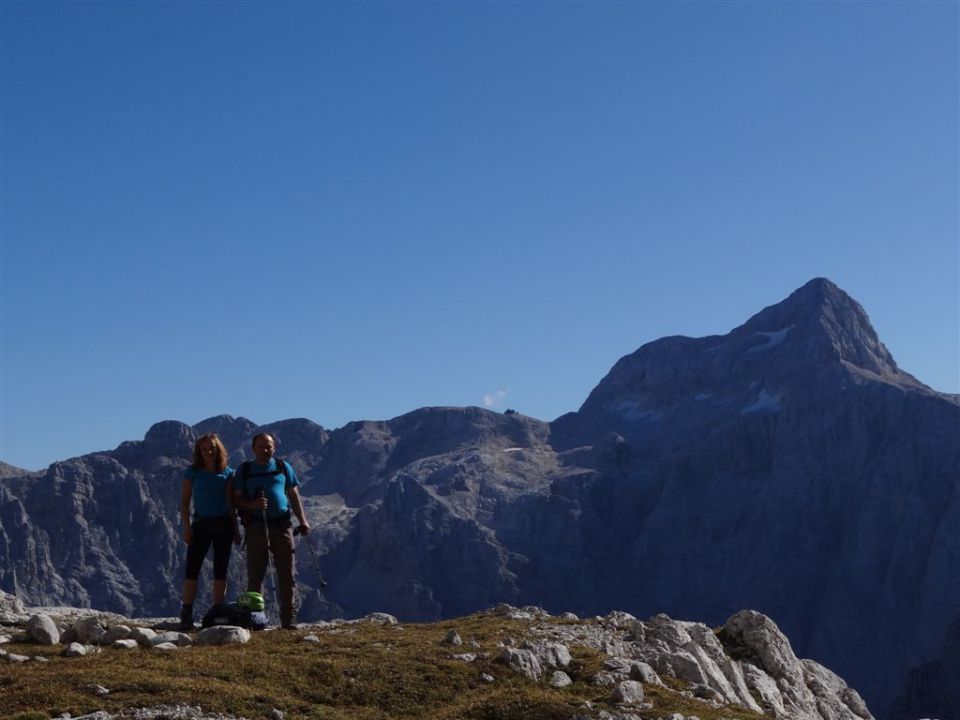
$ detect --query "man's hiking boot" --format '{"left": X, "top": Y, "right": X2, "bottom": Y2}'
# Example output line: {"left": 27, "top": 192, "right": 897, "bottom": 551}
{"left": 281, "top": 618, "right": 298, "bottom": 630}
{"left": 177, "top": 605, "right": 194, "bottom": 632}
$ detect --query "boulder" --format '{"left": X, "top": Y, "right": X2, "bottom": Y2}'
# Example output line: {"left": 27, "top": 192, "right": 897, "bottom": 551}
{"left": 498, "top": 646, "right": 543, "bottom": 681}
{"left": 71, "top": 617, "right": 107, "bottom": 644}
{"left": 26, "top": 614, "right": 60, "bottom": 645}
{"left": 611, "top": 680, "right": 645, "bottom": 704}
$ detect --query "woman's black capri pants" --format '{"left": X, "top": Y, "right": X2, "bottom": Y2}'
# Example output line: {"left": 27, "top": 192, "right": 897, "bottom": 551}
{"left": 185, "top": 515, "right": 233, "bottom": 581}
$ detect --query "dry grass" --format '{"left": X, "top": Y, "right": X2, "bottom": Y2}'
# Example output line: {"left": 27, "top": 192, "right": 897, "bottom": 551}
{"left": 0, "top": 614, "right": 768, "bottom": 720}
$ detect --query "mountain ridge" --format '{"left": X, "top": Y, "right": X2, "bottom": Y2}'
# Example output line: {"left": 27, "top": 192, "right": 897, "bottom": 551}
{"left": 1, "top": 278, "right": 957, "bottom": 719}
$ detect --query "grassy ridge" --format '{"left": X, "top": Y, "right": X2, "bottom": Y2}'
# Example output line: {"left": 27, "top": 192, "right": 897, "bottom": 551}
{"left": 0, "top": 614, "right": 767, "bottom": 720}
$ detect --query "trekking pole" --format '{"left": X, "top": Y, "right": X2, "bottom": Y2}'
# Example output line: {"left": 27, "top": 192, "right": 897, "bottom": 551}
{"left": 294, "top": 525, "right": 328, "bottom": 588}
{"left": 256, "top": 488, "right": 282, "bottom": 623}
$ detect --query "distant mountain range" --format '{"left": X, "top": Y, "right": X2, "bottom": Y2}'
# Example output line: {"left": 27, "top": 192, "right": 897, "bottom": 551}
{"left": 1, "top": 278, "right": 957, "bottom": 719}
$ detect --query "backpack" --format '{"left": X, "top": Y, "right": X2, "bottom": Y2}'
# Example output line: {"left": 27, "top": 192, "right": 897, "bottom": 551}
{"left": 235, "top": 458, "right": 292, "bottom": 526}
{"left": 201, "top": 602, "right": 268, "bottom": 631}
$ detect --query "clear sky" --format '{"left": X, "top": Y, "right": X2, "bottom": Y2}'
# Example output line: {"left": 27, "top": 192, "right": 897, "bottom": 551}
{"left": 2, "top": 1, "right": 957, "bottom": 471}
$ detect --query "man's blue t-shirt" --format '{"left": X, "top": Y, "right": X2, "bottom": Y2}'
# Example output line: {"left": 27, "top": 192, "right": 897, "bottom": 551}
{"left": 239, "top": 459, "right": 299, "bottom": 521}
{"left": 185, "top": 466, "right": 233, "bottom": 518}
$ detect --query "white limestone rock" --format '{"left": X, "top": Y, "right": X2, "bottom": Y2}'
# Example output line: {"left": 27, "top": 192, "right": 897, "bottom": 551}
{"left": 549, "top": 670, "right": 573, "bottom": 688}
{"left": 628, "top": 661, "right": 662, "bottom": 685}
{"left": 104, "top": 624, "right": 132, "bottom": 643}
{"left": 522, "top": 639, "right": 571, "bottom": 668}
{"left": 71, "top": 617, "right": 107, "bottom": 644}
{"left": 151, "top": 631, "right": 192, "bottom": 647}
{"left": 63, "top": 642, "right": 87, "bottom": 657}
{"left": 26, "top": 613, "right": 60, "bottom": 645}
{"left": 363, "top": 612, "right": 397, "bottom": 625}
{"left": 611, "top": 680, "right": 645, "bottom": 704}
{"left": 130, "top": 627, "right": 158, "bottom": 647}
{"left": 195, "top": 626, "right": 251, "bottom": 646}
{"left": 498, "top": 646, "right": 543, "bottom": 681}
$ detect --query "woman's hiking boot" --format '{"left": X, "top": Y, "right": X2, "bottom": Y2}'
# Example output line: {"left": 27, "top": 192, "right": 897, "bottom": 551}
{"left": 178, "top": 604, "right": 194, "bottom": 632}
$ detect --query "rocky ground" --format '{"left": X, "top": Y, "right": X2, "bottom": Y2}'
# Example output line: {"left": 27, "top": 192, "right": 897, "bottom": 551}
{"left": 0, "top": 591, "right": 872, "bottom": 720}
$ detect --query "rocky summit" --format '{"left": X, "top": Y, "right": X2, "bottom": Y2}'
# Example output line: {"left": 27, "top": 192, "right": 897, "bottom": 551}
{"left": 1, "top": 278, "right": 957, "bottom": 719}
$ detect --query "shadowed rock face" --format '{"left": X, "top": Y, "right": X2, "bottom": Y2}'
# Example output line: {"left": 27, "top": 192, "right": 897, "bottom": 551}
{"left": 0, "top": 278, "right": 956, "bottom": 719}
{"left": 890, "top": 614, "right": 960, "bottom": 720}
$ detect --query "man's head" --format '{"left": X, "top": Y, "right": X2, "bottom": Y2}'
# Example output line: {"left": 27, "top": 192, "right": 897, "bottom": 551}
{"left": 252, "top": 433, "right": 276, "bottom": 464}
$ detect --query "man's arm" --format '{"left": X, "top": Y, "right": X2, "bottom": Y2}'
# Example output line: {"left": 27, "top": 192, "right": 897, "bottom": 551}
{"left": 287, "top": 485, "right": 310, "bottom": 534}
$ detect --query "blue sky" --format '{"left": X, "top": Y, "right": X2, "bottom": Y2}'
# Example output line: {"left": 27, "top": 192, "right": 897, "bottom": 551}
{"left": 2, "top": 1, "right": 957, "bottom": 471}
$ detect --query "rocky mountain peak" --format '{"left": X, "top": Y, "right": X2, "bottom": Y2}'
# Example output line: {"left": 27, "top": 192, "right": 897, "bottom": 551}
{"left": 191, "top": 415, "right": 259, "bottom": 459}
{"left": 735, "top": 277, "right": 903, "bottom": 381}
{"left": 142, "top": 421, "right": 194, "bottom": 458}
{"left": 570, "top": 279, "right": 924, "bottom": 435}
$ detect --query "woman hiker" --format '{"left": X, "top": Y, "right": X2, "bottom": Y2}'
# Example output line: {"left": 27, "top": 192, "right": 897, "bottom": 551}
{"left": 178, "top": 433, "right": 240, "bottom": 631}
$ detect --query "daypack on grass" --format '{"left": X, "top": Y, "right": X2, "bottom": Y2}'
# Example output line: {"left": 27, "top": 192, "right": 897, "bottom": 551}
{"left": 201, "top": 602, "right": 268, "bottom": 631}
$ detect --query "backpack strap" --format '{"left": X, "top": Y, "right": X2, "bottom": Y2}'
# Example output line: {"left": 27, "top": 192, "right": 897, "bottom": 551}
{"left": 275, "top": 458, "right": 291, "bottom": 486}
{"left": 236, "top": 461, "right": 252, "bottom": 502}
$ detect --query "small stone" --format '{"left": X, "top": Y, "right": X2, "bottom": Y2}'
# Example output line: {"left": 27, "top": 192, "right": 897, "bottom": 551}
{"left": 112, "top": 639, "right": 139, "bottom": 650}
{"left": 549, "top": 670, "right": 573, "bottom": 688}
{"left": 129, "top": 627, "right": 157, "bottom": 647}
{"left": 480, "top": 673, "right": 495, "bottom": 683}
{"left": 152, "top": 642, "right": 179, "bottom": 651}
{"left": 32, "top": 656, "right": 50, "bottom": 663}
{"left": 302, "top": 634, "right": 320, "bottom": 643}
{"left": 151, "top": 631, "right": 192, "bottom": 647}
{"left": 62, "top": 642, "right": 87, "bottom": 658}
{"left": 104, "top": 625, "right": 132, "bottom": 643}
{"left": 271, "top": 710, "right": 285, "bottom": 720}
{"left": 92, "top": 685, "right": 110, "bottom": 696}
{"left": 560, "top": 612, "right": 579, "bottom": 621}
{"left": 452, "top": 653, "right": 477, "bottom": 662}
{"left": 443, "top": 629, "right": 463, "bottom": 646}
{"left": 5, "top": 652, "right": 30, "bottom": 663}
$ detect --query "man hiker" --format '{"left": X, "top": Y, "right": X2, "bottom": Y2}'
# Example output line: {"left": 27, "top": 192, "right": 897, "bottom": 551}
{"left": 232, "top": 432, "right": 310, "bottom": 629}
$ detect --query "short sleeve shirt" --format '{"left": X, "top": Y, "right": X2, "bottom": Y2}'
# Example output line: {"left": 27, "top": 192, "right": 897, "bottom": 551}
{"left": 185, "top": 466, "right": 233, "bottom": 518}
{"left": 239, "top": 459, "right": 299, "bottom": 521}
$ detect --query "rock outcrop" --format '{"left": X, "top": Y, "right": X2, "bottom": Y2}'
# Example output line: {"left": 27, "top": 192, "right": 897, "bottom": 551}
{"left": 1, "top": 278, "right": 956, "bottom": 718}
